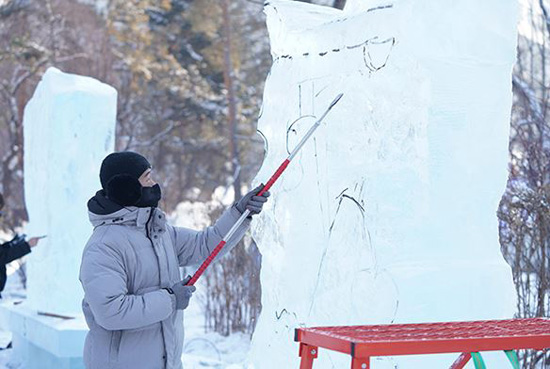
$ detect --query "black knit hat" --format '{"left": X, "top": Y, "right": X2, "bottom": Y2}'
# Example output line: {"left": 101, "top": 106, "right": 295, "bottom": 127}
{"left": 100, "top": 152, "right": 151, "bottom": 206}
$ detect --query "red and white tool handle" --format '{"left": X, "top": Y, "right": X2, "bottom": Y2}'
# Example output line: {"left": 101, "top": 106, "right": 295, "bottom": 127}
{"left": 185, "top": 93, "right": 343, "bottom": 286}
{"left": 185, "top": 165, "right": 284, "bottom": 286}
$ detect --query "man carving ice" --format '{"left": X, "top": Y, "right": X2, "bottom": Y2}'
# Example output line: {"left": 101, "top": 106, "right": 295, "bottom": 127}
{"left": 79, "top": 151, "right": 269, "bottom": 369}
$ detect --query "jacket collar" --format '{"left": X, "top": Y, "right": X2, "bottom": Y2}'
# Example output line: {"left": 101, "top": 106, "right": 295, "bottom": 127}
{"left": 87, "top": 190, "right": 166, "bottom": 230}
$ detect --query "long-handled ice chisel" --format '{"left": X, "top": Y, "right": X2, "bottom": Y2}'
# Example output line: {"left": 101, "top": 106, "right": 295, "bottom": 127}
{"left": 185, "top": 93, "right": 344, "bottom": 286}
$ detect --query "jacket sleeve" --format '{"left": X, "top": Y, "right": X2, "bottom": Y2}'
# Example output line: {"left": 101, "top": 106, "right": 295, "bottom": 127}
{"left": 170, "top": 204, "right": 252, "bottom": 267}
{"left": 0, "top": 240, "right": 31, "bottom": 265}
{"left": 79, "top": 242, "right": 176, "bottom": 331}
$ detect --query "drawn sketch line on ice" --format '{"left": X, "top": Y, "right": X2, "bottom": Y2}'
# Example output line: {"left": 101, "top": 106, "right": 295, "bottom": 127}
{"left": 286, "top": 115, "right": 316, "bottom": 155}
{"left": 362, "top": 37, "right": 396, "bottom": 72}
{"left": 308, "top": 185, "right": 375, "bottom": 316}
{"left": 273, "top": 36, "right": 397, "bottom": 74}
{"left": 256, "top": 129, "right": 268, "bottom": 154}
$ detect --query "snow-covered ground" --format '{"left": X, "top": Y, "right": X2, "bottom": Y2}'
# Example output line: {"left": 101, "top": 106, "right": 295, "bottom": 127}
{"left": 0, "top": 259, "right": 26, "bottom": 368}
{"left": 183, "top": 299, "right": 251, "bottom": 369}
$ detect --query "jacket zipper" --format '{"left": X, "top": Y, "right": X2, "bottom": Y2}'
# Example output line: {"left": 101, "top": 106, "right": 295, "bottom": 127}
{"left": 145, "top": 207, "right": 169, "bottom": 367}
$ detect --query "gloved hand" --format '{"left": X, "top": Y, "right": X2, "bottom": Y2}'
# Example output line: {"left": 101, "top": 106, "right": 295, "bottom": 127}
{"left": 6, "top": 234, "right": 26, "bottom": 248}
{"left": 235, "top": 184, "right": 271, "bottom": 216}
{"left": 167, "top": 276, "right": 196, "bottom": 310}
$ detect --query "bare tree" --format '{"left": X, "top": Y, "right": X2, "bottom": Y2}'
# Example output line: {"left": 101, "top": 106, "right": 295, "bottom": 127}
{"left": 499, "top": 0, "right": 550, "bottom": 367}
{"left": 222, "top": 0, "right": 242, "bottom": 200}
{"left": 0, "top": 0, "right": 112, "bottom": 229}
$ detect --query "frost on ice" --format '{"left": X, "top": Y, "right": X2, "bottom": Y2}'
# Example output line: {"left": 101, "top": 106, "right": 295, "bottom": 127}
{"left": 249, "top": 0, "right": 518, "bottom": 368}
{"left": 24, "top": 67, "right": 116, "bottom": 316}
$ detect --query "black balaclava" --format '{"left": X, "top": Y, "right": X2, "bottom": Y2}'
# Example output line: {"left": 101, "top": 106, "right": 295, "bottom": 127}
{"left": 99, "top": 151, "right": 162, "bottom": 207}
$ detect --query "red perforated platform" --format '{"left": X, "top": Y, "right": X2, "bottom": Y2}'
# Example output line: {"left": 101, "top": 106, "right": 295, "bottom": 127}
{"left": 295, "top": 318, "right": 550, "bottom": 369}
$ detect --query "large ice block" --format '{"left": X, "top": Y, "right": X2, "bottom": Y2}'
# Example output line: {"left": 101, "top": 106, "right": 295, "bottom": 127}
{"left": 248, "top": 1, "right": 518, "bottom": 368}
{"left": 23, "top": 67, "right": 116, "bottom": 316}
{"left": 0, "top": 302, "right": 88, "bottom": 369}
{"left": 0, "top": 67, "right": 117, "bottom": 369}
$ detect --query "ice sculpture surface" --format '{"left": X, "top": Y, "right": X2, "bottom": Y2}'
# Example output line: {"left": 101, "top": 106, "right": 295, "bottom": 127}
{"left": 24, "top": 67, "right": 116, "bottom": 316}
{"left": 249, "top": 0, "right": 518, "bottom": 368}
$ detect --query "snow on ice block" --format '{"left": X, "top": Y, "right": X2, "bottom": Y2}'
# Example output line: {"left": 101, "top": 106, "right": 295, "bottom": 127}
{"left": 248, "top": 0, "right": 518, "bottom": 368}
{"left": 23, "top": 67, "right": 116, "bottom": 317}
{"left": 0, "top": 301, "right": 88, "bottom": 369}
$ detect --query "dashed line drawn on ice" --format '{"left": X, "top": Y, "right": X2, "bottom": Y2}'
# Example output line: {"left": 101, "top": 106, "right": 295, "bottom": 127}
{"left": 321, "top": 3, "right": 394, "bottom": 26}
{"left": 367, "top": 4, "right": 393, "bottom": 13}
{"left": 275, "top": 35, "right": 396, "bottom": 73}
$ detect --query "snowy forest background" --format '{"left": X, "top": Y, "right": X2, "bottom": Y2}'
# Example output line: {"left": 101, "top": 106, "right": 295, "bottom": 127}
{"left": 0, "top": 0, "right": 549, "bottom": 367}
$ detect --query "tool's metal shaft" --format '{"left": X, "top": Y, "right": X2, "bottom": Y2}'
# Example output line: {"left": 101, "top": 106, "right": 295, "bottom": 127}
{"left": 289, "top": 93, "right": 343, "bottom": 161}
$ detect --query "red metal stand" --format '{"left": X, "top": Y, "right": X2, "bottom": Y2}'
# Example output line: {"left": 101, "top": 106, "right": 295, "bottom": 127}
{"left": 449, "top": 353, "right": 472, "bottom": 369}
{"left": 295, "top": 318, "right": 550, "bottom": 368}
{"left": 299, "top": 343, "right": 318, "bottom": 369}
{"left": 351, "top": 357, "right": 370, "bottom": 369}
